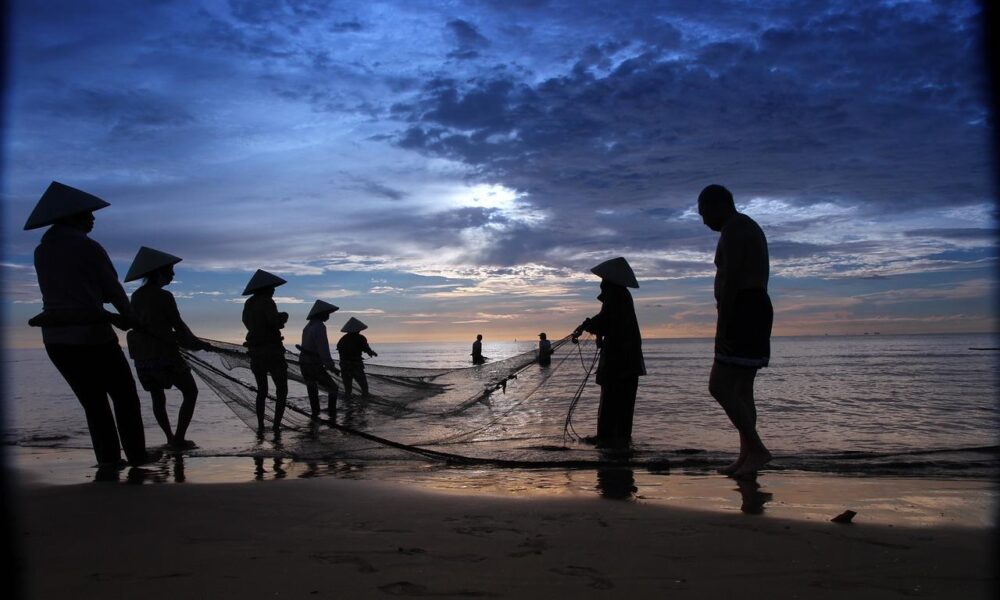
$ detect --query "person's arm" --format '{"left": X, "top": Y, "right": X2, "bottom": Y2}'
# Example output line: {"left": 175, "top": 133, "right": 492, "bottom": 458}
{"left": 572, "top": 299, "right": 612, "bottom": 340}
{"left": 716, "top": 225, "right": 746, "bottom": 337}
{"left": 265, "top": 298, "right": 289, "bottom": 330}
{"left": 165, "top": 294, "right": 208, "bottom": 350}
{"left": 318, "top": 327, "right": 336, "bottom": 367}
{"left": 93, "top": 241, "right": 133, "bottom": 328}
{"left": 361, "top": 336, "right": 377, "bottom": 357}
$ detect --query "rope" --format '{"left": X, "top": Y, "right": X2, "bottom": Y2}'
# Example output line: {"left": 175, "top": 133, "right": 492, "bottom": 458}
{"left": 563, "top": 337, "right": 601, "bottom": 442}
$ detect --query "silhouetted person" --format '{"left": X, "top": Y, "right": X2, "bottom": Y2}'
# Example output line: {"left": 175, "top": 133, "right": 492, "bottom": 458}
{"left": 124, "top": 247, "right": 207, "bottom": 449}
{"left": 337, "top": 317, "right": 377, "bottom": 398}
{"left": 471, "top": 333, "right": 486, "bottom": 365}
{"left": 299, "top": 300, "right": 340, "bottom": 421}
{"left": 242, "top": 269, "right": 290, "bottom": 436}
{"left": 24, "top": 182, "right": 153, "bottom": 467}
{"left": 572, "top": 257, "right": 646, "bottom": 449}
{"left": 698, "top": 184, "right": 774, "bottom": 477}
{"left": 537, "top": 332, "right": 553, "bottom": 367}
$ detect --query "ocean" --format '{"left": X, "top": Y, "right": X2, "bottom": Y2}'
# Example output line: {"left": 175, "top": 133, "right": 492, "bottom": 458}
{"left": 4, "top": 333, "right": 998, "bottom": 485}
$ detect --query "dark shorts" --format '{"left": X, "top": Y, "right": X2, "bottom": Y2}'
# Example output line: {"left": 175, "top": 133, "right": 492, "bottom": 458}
{"left": 135, "top": 354, "right": 191, "bottom": 391}
{"left": 715, "top": 290, "right": 773, "bottom": 368}
{"left": 301, "top": 363, "right": 336, "bottom": 388}
{"left": 248, "top": 345, "right": 288, "bottom": 377}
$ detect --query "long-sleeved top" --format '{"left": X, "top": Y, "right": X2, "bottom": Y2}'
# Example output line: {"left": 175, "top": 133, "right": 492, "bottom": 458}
{"left": 579, "top": 284, "right": 646, "bottom": 385}
{"left": 242, "top": 295, "right": 285, "bottom": 348}
{"left": 714, "top": 212, "right": 770, "bottom": 331}
{"left": 538, "top": 339, "right": 552, "bottom": 365}
{"left": 300, "top": 320, "right": 334, "bottom": 366}
{"left": 126, "top": 285, "right": 199, "bottom": 361}
{"left": 33, "top": 224, "right": 130, "bottom": 345}
{"left": 471, "top": 340, "right": 483, "bottom": 361}
{"left": 337, "top": 332, "right": 374, "bottom": 364}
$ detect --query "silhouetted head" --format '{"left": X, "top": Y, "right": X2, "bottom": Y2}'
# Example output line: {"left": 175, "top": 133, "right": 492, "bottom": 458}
{"left": 476, "top": 334, "right": 483, "bottom": 341}
{"left": 598, "top": 279, "right": 631, "bottom": 304}
{"left": 125, "top": 246, "right": 183, "bottom": 283}
{"left": 24, "top": 181, "right": 109, "bottom": 231}
{"left": 144, "top": 264, "right": 175, "bottom": 288}
{"left": 242, "top": 269, "right": 287, "bottom": 295}
{"left": 307, "top": 299, "right": 339, "bottom": 322}
{"left": 538, "top": 332, "right": 547, "bottom": 340}
{"left": 697, "top": 184, "right": 736, "bottom": 232}
{"left": 55, "top": 210, "right": 95, "bottom": 233}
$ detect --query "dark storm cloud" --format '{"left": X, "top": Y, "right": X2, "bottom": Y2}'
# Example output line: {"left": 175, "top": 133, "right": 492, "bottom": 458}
{"left": 382, "top": 0, "right": 991, "bottom": 274}
{"left": 360, "top": 181, "right": 408, "bottom": 201}
{"left": 446, "top": 19, "right": 491, "bottom": 59}
{"left": 40, "top": 88, "right": 196, "bottom": 139}
{"left": 331, "top": 20, "right": 364, "bottom": 33}
{"left": 904, "top": 228, "right": 997, "bottom": 241}
{"left": 395, "top": 1, "right": 987, "bottom": 210}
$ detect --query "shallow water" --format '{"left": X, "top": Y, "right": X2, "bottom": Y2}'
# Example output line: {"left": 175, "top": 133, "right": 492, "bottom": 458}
{"left": 4, "top": 333, "right": 999, "bottom": 480}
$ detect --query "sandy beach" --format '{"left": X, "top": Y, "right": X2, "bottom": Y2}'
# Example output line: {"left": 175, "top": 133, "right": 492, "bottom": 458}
{"left": 10, "top": 458, "right": 997, "bottom": 600}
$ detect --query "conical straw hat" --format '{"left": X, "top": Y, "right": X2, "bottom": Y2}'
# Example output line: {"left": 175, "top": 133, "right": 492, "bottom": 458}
{"left": 340, "top": 316, "right": 368, "bottom": 333}
{"left": 590, "top": 257, "right": 639, "bottom": 288}
{"left": 124, "top": 246, "right": 182, "bottom": 282}
{"left": 24, "top": 181, "right": 111, "bottom": 230}
{"left": 242, "top": 269, "right": 287, "bottom": 295}
{"left": 307, "top": 299, "right": 340, "bottom": 320}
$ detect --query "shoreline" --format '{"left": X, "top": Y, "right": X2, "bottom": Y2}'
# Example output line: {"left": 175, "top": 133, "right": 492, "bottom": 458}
{"left": 9, "top": 446, "right": 998, "bottom": 528}
{"left": 10, "top": 467, "right": 997, "bottom": 599}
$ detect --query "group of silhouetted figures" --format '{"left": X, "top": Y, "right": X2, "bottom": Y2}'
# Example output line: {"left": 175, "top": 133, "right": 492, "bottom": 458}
{"left": 25, "top": 182, "right": 773, "bottom": 478}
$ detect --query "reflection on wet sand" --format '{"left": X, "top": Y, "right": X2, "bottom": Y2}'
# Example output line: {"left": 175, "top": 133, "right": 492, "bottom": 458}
{"left": 254, "top": 455, "right": 288, "bottom": 480}
{"left": 595, "top": 467, "right": 638, "bottom": 500}
{"left": 734, "top": 475, "right": 773, "bottom": 514}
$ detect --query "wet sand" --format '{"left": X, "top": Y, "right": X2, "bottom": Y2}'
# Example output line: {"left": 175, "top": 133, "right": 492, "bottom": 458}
{"left": 11, "top": 468, "right": 997, "bottom": 599}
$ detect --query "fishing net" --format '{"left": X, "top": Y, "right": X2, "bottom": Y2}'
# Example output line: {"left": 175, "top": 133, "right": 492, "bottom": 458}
{"left": 181, "top": 334, "right": 615, "bottom": 466}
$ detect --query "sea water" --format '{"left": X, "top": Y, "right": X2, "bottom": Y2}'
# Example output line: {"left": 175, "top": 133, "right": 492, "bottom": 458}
{"left": 3, "top": 333, "right": 998, "bottom": 483}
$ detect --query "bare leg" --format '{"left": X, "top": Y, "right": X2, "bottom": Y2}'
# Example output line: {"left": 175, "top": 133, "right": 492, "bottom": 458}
{"left": 150, "top": 389, "right": 174, "bottom": 445}
{"left": 358, "top": 371, "right": 370, "bottom": 397}
{"left": 172, "top": 369, "right": 198, "bottom": 446}
{"left": 272, "top": 368, "right": 288, "bottom": 434}
{"left": 710, "top": 362, "right": 771, "bottom": 476}
{"left": 306, "top": 381, "right": 320, "bottom": 416}
{"left": 252, "top": 369, "right": 269, "bottom": 434}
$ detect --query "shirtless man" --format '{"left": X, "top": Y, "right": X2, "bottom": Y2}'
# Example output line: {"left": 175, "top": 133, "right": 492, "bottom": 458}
{"left": 698, "top": 184, "right": 774, "bottom": 477}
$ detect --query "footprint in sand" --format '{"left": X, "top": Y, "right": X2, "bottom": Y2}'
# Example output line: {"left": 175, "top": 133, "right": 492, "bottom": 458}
{"left": 551, "top": 565, "right": 615, "bottom": 590}
{"left": 378, "top": 580, "right": 498, "bottom": 597}
{"left": 454, "top": 525, "right": 522, "bottom": 537}
{"left": 509, "top": 535, "right": 548, "bottom": 557}
{"left": 309, "top": 553, "right": 377, "bottom": 573}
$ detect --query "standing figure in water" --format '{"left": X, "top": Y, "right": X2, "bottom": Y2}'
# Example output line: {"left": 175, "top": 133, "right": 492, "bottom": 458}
{"left": 299, "top": 300, "right": 340, "bottom": 422}
{"left": 697, "top": 184, "right": 774, "bottom": 477}
{"left": 337, "top": 317, "right": 377, "bottom": 399}
{"left": 124, "top": 247, "right": 207, "bottom": 449}
{"left": 537, "top": 332, "right": 553, "bottom": 367}
{"left": 242, "top": 269, "right": 290, "bottom": 436}
{"left": 471, "top": 334, "right": 486, "bottom": 365}
{"left": 571, "top": 257, "right": 646, "bottom": 449}
{"left": 25, "top": 182, "right": 153, "bottom": 467}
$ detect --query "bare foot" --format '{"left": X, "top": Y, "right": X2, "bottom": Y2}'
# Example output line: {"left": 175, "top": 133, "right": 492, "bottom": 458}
{"left": 717, "top": 460, "right": 742, "bottom": 475}
{"left": 733, "top": 450, "right": 772, "bottom": 478}
{"left": 718, "top": 452, "right": 746, "bottom": 475}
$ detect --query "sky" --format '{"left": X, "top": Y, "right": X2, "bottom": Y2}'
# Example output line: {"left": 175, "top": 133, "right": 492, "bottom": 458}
{"left": 2, "top": 0, "right": 996, "bottom": 347}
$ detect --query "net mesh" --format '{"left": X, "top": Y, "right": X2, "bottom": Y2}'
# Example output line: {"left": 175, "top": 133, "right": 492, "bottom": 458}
{"left": 181, "top": 334, "right": 614, "bottom": 465}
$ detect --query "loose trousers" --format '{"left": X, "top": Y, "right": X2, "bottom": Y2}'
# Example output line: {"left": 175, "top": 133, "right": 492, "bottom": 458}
{"left": 45, "top": 342, "right": 148, "bottom": 465}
